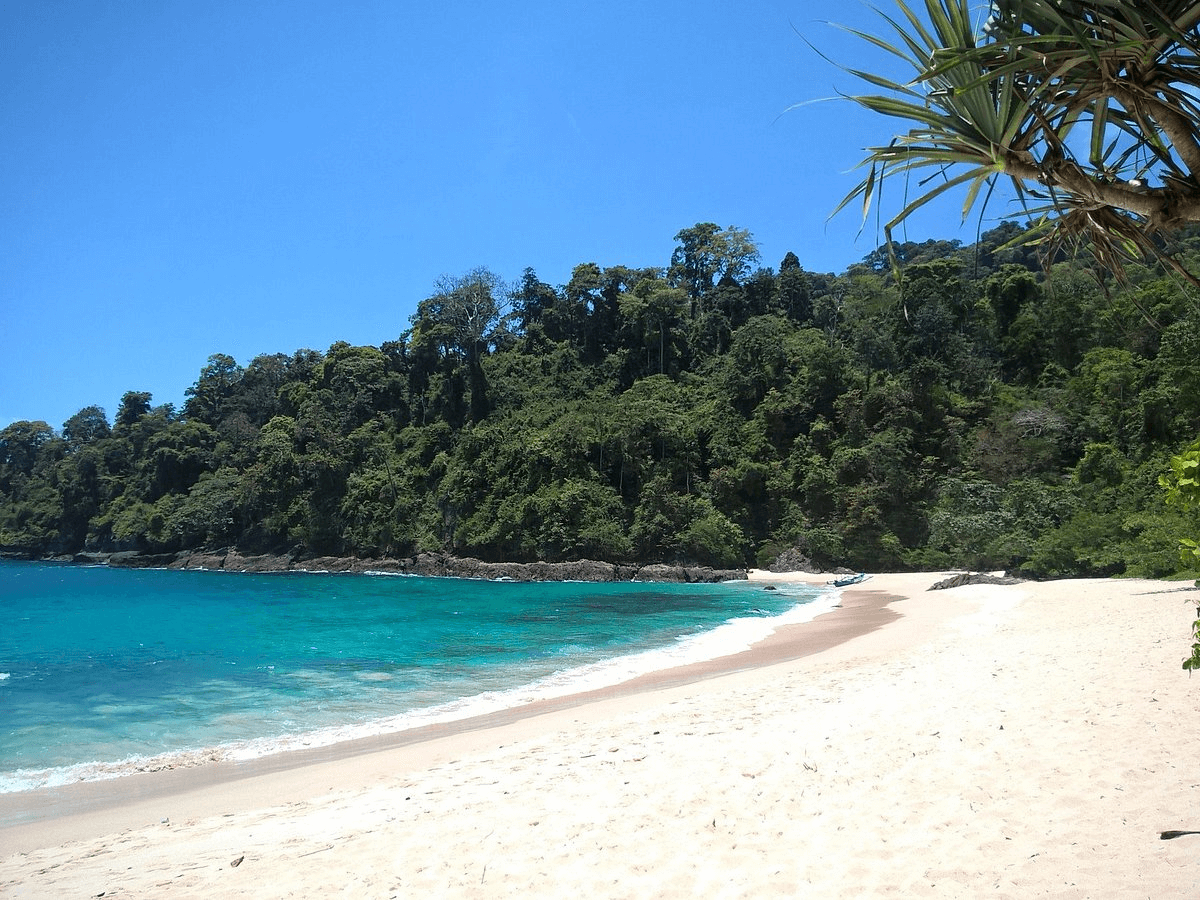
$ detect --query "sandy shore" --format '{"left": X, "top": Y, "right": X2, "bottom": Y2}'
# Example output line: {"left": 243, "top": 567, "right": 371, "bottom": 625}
{"left": 3, "top": 571, "right": 1199, "bottom": 897}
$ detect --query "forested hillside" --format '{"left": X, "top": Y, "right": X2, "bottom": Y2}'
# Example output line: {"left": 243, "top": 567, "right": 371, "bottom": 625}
{"left": 4, "top": 222, "right": 1200, "bottom": 577}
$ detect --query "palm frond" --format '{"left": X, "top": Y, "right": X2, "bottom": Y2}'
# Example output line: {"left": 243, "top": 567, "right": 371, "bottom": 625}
{"left": 828, "top": 0, "right": 1200, "bottom": 283}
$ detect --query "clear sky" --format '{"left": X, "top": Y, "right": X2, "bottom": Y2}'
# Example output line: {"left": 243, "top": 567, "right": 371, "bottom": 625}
{"left": 2, "top": 1, "right": 1002, "bottom": 430}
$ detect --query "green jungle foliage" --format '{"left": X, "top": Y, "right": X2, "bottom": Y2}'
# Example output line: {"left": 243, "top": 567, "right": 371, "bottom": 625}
{"left": 1161, "top": 440, "right": 1200, "bottom": 667}
{"left": 4, "top": 222, "right": 1200, "bottom": 576}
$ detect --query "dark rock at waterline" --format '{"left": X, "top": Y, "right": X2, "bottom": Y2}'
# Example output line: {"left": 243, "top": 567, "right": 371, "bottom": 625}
{"left": 102, "top": 550, "right": 183, "bottom": 569}
{"left": 1, "top": 546, "right": 39, "bottom": 561}
{"left": 405, "top": 554, "right": 744, "bottom": 583}
{"left": 72, "top": 548, "right": 746, "bottom": 583}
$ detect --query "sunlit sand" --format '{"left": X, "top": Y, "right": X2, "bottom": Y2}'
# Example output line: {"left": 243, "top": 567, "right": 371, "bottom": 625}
{"left": 3, "top": 572, "right": 1199, "bottom": 897}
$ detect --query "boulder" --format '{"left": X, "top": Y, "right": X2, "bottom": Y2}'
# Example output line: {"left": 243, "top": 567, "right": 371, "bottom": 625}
{"left": 929, "top": 572, "right": 1024, "bottom": 591}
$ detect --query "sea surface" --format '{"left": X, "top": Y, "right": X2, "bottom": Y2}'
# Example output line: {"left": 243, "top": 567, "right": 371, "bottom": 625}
{"left": 0, "top": 560, "right": 829, "bottom": 794}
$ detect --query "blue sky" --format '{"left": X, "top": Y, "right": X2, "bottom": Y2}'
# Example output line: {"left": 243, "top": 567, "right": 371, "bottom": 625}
{"left": 2, "top": 1, "right": 1004, "bottom": 430}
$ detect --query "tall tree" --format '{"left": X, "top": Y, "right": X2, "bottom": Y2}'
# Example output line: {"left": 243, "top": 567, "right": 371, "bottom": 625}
{"left": 0, "top": 421, "right": 56, "bottom": 489}
{"left": 184, "top": 353, "right": 244, "bottom": 425}
{"left": 61, "top": 406, "right": 111, "bottom": 451}
{"left": 410, "top": 267, "right": 512, "bottom": 422}
{"left": 513, "top": 267, "right": 559, "bottom": 335}
{"left": 669, "top": 223, "right": 760, "bottom": 308}
{"left": 115, "top": 391, "right": 153, "bottom": 428}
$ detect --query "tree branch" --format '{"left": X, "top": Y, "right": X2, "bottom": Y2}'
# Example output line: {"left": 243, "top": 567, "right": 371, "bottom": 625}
{"left": 1002, "top": 151, "right": 1200, "bottom": 228}
{"left": 1102, "top": 84, "right": 1200, "bottom": 181}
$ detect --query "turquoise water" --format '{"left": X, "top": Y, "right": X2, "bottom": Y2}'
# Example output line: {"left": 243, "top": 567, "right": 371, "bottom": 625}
{"left": 0, "top": 561, "right": 828, "bottom": 792}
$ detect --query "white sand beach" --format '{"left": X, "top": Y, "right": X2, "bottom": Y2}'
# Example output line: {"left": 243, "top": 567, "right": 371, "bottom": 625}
{"left": 3, "top": 571, "right": 1199, "bottom": 898}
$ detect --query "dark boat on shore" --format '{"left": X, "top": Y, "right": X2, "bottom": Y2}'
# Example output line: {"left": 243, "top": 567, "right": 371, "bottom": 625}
{"left": 829, "top": 572, "right": 869, "bottom": 587}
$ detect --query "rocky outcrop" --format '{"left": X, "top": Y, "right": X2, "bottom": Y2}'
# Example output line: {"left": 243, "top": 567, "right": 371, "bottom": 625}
{"left": 929, "top": 572, "right": 1024, "bottom": 590}
{"left": 74, "top": 548, "right": 746, "bottom": 583}
{"left": 631, "top": 563, "right": 746, "bottom": 583}
{"left": 767, "top": 547, "right": 823, "bottom": 574}
{"left": 76, "top": 550, "right": 182, "bottom": 569}
{"left": 405, "top": 553, "right": 647, "bottom": 582}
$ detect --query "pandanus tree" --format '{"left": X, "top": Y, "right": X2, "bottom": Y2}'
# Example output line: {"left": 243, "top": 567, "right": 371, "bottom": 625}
{"left": 834, "top": 0, "right": 1200, "bottom": 282}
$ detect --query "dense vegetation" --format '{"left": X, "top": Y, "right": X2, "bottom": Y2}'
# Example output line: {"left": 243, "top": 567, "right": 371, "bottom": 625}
{"left": 839, "top": 0, "right": 1200, "bottom": 663}
{"left": 3, "top": 222, "right": 1200, "bottom": 577}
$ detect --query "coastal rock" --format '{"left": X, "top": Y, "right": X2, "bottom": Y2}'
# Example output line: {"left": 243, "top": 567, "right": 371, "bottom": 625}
{"left": 72, "top": 551, "right": 114, "bottom": 565}
{"left": 632, "top": 563, "right": 742, "bottom": 583}
{"left": 293, "top": 556, "right": 358, "bottom": 573}
{"left": 231, "top": 554, "right": 297, "bottom": 573}
{"left": 929, "top": 572, "right": 1024, "bottom": 591}
{"left": 408, "top": 553, "right": 624, "bottom": 582}
{"left": 168, "top": 551, "right": 229, "bottom": 571}
{"left": 1, "top": 546, "right": 45, "bottom": 561}
{"left": 350, "top": 557, "right": 415, "bottom": 575}
{"left": 167, "top": 550, "right": 294, "bottom": 573}
{"left": 105, "top": 551, "right": 186, "bottom": 569}
{"left": 404, "top": 554, "right": 741, "bottom": 583}
{"left": 82, "top": 548, "right": 745, "bottom": 583}
{"left": 767, "top": 547, "right": 822, "bottom": 574}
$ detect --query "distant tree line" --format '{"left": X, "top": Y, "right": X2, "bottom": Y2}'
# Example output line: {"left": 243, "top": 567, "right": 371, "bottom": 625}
{"left": 3, "top": 222, "right": 1200, "bottom": 576}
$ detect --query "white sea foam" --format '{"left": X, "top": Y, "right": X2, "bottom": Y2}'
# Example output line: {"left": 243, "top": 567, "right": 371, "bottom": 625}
{"left": 0, "top": 672, "right": 9, "bottom": 681}
{"left": 0, "top": 588, "right": 839, "bottom": 794}
{"left": 0, "top": 745, "right": 237, "bottom": 794}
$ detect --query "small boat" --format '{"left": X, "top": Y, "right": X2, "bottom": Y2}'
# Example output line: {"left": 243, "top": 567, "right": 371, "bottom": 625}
{"left": 829, "top": 572, "right": 869, "bottom": 587}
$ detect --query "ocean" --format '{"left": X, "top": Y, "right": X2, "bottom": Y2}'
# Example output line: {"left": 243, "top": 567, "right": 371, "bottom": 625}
{"left": 0, "top": 560, "right": 829, "bottom": 794}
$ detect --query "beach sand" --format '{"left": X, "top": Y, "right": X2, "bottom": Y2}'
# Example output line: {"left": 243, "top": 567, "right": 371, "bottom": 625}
{"left": 2, "top": 572, "right": 1199, "bottom": 897}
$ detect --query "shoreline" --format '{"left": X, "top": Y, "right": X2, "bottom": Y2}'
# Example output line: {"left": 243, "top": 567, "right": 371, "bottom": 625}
{"left": 0, "top": 569, "right": 898, "bottom": 843}
{"left": 3, "top": 548, "right": 749, "bottom": 584}
{"left": 5, "top": 572, "right": 1199, "bottom": 896}
{"left": 0, "top": 570, "right": 830, "bottom": 800}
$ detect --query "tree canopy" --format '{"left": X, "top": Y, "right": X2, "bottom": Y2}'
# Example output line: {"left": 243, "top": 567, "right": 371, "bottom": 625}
{"left": 3, "top": 220, "right": 1199, "bottom": 580}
